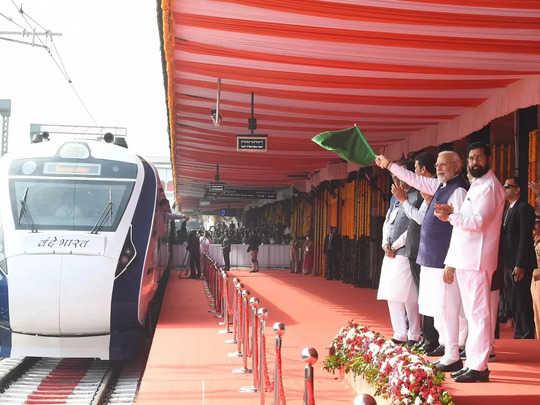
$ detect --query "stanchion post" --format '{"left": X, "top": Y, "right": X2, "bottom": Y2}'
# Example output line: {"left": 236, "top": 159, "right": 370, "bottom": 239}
{"left": 226, "top": 278, "right": 239, "bottom": 343}
{"left": 227, "top": 280, "right": 243, "bottom": 352}
{"left": 233, "top": 289, "right": 252, "bottom": 374}
{"left": 302, "top": 347, "right": 318, "bottom": 405}
{"left": 273, "top": 322, "right": 286, "bottom": 405}
{"left": 257, "top": 307, "right": 268, "bottom": 405}
{"left": 218, "top": 270, "right": 230, "bottom": 333}
{"left": 250, "top": 297, "right": 260, "bottom": 387}
{"left": 240, "top": 296, "right": 260, "bottom": 393}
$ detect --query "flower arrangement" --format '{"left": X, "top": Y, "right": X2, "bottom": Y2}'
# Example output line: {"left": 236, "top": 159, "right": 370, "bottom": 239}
{"left": 323, "top": 321, "right": 454, "bottom": 405}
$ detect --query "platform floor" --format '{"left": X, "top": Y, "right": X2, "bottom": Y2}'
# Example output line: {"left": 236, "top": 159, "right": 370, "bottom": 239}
{"left": 137, "top": 269, "right": 540, "bottom": 404}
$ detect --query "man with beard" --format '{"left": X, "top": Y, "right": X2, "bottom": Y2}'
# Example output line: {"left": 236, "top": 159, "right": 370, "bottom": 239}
{"left": 434, "top": 142, "right": 505, "bottom": 382}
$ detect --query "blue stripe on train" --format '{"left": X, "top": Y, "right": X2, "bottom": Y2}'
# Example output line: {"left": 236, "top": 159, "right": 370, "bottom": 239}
{"left": 109, "top": 159, "right": 156, "bottom": 360}
{"left": 0, "top": 271, "right": 11, "bottom": 356}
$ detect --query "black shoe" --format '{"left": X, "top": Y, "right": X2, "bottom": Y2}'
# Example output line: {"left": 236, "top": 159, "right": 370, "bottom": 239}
{"left": 453, "top": 368, "right": 490, "bottom": 383}
{"left": 427, "top": 345, "right": 445, "bottom": 357}
{"left": 451, "top": 367, "right": 469, "bottom": 379}
{"left": 391, "top": 338, "right": 407, "bottom": 345}
{"left": 407, "top": 340, "right": 420, "bottom": 348}
{"left": 436, "top": 359, "right": 463, "bottom": 372}
{"left": 459, "top": 347, "right": 466, "bottom": 359}
{"left": 420, "top": 342, "right": 439, "bottom": 354}
{"left": 249, "top": 269, "right": 259, "bottom": 273}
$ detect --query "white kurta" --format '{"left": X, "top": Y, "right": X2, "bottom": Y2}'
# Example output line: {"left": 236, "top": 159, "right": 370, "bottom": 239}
{"left": 445, "top": 170, "right": 505, "bottom": 371}
{"left": 377, "top": 199, "right": 417, "bottom": 303}
{"left": 377, "top": 254, "right": 417, "bottom": 303}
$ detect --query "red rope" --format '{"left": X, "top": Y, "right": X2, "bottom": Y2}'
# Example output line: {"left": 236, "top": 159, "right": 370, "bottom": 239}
{"left": 244, "top": 303, "right": 251, "bottom": 357}
{"left": 252, "top": 314, "right": 259, "bottom": 387}
{"left": 275, "top": 339, "right": 286, "bottom": 404}
{"left": 237, "top": 291, "right": 243, "bottom": 347}
{"left": 261, "top": 333, "right": 273, "bottom": 392}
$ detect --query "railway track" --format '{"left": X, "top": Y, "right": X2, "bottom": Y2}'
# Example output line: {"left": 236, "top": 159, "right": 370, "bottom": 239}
{"left": 0, "top": 356, "right": 144, "bottom": 404}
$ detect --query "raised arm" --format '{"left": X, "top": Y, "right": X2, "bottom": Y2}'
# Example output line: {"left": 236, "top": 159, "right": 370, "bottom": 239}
{"left": 389, "top": 164, "right": 439, "bottom": 195}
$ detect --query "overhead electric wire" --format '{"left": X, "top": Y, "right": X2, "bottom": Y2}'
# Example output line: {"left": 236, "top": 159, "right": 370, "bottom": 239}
{"left": 0, "top": 10, "right": 26, "bottom": 30}
{"left": 7, "top": 0, "right": 97, "bottom": 124}
{"left": 0, "top": 35, "right": 47, "bottom": 48}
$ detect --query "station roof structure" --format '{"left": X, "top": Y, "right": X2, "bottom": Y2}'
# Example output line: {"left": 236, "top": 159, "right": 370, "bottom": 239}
{"left": 159, "top": 0, "right": 540, "bottom": 210}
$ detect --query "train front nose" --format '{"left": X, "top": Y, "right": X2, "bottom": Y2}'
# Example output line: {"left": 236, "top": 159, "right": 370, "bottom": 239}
{"left": 8, "top": 254, "right": 115, "bottom": 336}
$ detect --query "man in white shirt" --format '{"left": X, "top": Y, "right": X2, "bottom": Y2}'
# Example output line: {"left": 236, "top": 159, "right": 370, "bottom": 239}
{"left": 434, "top": 142, "right": 505, "bottom": 382}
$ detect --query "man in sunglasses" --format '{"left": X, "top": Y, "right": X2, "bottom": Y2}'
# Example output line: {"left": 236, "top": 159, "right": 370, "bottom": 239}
{"left": 501, "top": 177, "right": 536, "bottom": 339}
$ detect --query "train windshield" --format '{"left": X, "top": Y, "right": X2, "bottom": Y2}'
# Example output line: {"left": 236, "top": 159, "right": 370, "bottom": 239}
{"left": 10, "top": 179, "right": 134, "bottom": 232}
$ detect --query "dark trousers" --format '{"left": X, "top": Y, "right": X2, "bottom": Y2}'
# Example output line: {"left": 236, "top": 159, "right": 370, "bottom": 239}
{"left": 409, "top": 259, "right": 421, "bottom": 289}
{"left": 223, "top": 248, "right": 231, "bottom": 271}
{"left": 189, "top": 253, "right": 201, "bottom": 278}
{"left": 409, "top": 259, "right": 439, "bottom": 348}
{"left": 325, "top": 252, "right": 336, "bottom": 279}
{"left": 504, "top": 267, "right": 535, "bottom": 339}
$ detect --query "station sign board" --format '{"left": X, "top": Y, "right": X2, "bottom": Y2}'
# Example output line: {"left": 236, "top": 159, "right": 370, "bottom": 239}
{"left": 207, "top": 187, "right": 277, "bottom": 200}
{"left": 236, "top": 135, "right": 267, "bottom": 152}
{"left": 207, "top": 182, "right": 225, "bottom": 193}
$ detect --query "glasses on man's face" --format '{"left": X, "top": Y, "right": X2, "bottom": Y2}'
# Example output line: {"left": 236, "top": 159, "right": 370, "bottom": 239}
{"left": 503, "top": 184, "right": 517, "bottom": 189}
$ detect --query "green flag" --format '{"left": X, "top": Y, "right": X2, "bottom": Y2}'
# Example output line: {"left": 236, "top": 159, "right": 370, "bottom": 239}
{"left": 312, "top": 126, "right": 376, "bottom": 165}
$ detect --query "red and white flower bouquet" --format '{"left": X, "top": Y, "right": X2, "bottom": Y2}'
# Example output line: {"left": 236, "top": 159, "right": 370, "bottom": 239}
{"left": 323, "top": 321, "right": 454, "bottom": 405}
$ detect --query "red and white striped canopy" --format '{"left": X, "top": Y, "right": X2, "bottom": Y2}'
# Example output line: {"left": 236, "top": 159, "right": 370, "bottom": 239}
{"left": 161, "top": 0, "right": 540, "bottom": 209}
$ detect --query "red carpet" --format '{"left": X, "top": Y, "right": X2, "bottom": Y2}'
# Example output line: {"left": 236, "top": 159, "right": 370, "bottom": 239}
{"left": 137, "top": 269, "right": 540, "bottom": 404}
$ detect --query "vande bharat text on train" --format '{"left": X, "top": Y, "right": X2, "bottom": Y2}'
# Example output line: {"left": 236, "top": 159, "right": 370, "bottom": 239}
{"left": 0, "top": 133, "right": 171, "bottom": 360}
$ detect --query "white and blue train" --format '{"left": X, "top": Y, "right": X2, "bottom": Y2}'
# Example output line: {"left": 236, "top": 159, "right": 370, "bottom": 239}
{"left": 0, "top": 138, "right": 171, "bottom": 360}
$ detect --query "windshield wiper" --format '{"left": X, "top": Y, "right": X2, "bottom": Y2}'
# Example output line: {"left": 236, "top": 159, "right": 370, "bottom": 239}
{"left": 90, "top": 188, "right": 113, "bottom": 234}
{"left": 18, "top": 187, "right": 38, "bottom": 233}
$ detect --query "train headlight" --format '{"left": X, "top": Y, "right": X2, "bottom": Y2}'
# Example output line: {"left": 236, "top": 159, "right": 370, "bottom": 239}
{"left": 115, "top": 225, "right": 137, "bottom": 278}
{"left": 0, "top": 223, "right": 7, "bottom": 276}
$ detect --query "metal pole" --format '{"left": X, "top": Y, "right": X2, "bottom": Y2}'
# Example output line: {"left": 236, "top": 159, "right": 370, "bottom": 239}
{"left": 227, "top": 281, "right": 243, "bottom": 354}
{"left": 302, "top": 347, "right": 318, "bottom": 405}
{"left": 218, "top": 270, "right": 230, "bottom": 334}
{"left": 258, "top": 308, "right": 268, "bottom": 405}
{"left": 250, "top": 297, "right": 260, "bottom": 385}
{"left": 240, "top": 296, "right": 259, "bottom": 393}
{"left": 227, "top": 279, "right": 239, "bottom": 342}
{"left": 273, "top": 323, "right": 286, "bottom": 405}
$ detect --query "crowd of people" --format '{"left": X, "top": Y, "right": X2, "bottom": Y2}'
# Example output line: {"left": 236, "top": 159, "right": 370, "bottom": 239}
{"left": 374, "top": 142, "right": 540, "bottom": 383}
{"left": 176, "top": 221, "right": 292, "bottom": 276}
{"left": 207, "top": 222, "right": 292, "bottom": 246}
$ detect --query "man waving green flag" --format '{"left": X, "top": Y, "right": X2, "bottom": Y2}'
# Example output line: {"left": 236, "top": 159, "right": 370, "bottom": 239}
{"left": 312, "top": 125, "right": 376, "bottom": 166}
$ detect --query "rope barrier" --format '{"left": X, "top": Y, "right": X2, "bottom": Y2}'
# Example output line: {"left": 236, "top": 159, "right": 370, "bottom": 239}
{"left": 227, "top": 281, "right": 243, "bottom": 356}
{"left": 233, "top": 289, "right": 251, "bottom": 374}
{"left": 196, "top": 255, "right": 318, "bottom": 404}
{"left": 273, "top": 322, "right": 286, "bottom": 405}
{"left": 302, "top": 347, "right": 318, "bottom": 405}
{"left": 218, "top": 270, "right": 231, "bottom": 334}
{"left": 257, "top": 307, "right": 270, "bottom": 404}
{"left": 250, "top": 297, "right": 260, "bottom": 388}
{"left": 261, "top": 325, "right": 273, "bottom": 393}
